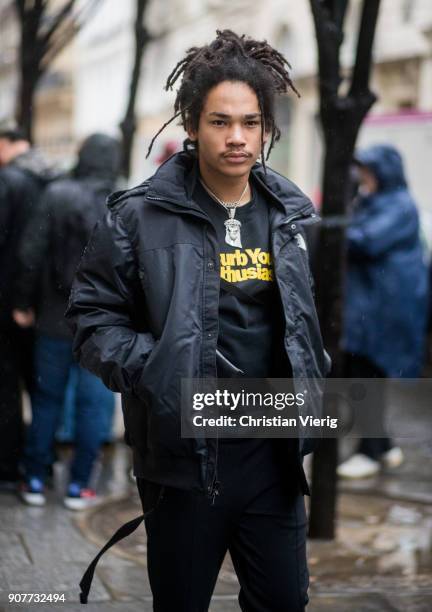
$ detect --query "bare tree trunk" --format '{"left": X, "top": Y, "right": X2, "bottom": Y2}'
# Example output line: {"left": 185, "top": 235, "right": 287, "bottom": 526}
{"left": 15, "top": 0, "right": 44, "bottom": 141}
{"left": 14, "top": 0, "right": 101, "bottom": 142}
{"left": 119, "top": 0, "right": 150, "bottom": 179}
{"left": 308, "top": 0, "right": 381, "bottom": 540}
{"left": 17, "top": 67, "right": 41, "bottom": 143}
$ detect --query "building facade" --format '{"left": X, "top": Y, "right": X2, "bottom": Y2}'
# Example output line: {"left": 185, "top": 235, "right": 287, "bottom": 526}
{"left": 1, "top": 0, "right": 431, "bottom": 212}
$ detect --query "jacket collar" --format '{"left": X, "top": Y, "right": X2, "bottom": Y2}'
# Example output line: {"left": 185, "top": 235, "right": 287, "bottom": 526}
{"left": 111, "top": 152, "right": 315, "bottom": 220}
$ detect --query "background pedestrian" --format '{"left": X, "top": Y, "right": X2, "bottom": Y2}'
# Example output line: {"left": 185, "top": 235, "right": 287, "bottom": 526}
{"left": 13, "top": 133, "right": 120, "bottom": 509}
{"left": 339, "top": 144, "right": 429, "bottom": 478}
{"left": 0, "top": 128, "right": 53, "bottom": 487}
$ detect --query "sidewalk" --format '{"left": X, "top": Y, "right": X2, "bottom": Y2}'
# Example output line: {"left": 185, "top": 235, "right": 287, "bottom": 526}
{"left": 0, "top": 381, "right": 431, "bottom": 611}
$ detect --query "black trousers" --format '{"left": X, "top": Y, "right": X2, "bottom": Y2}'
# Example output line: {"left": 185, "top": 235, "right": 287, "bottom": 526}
{"left": 344, "top": 353, "right": 392, "bottom": 460}
{"left": 0, "top": 323, "right": 33, "bottom": 481}
{"left": 137, "top": 439, "right": 309, "bottom": 612}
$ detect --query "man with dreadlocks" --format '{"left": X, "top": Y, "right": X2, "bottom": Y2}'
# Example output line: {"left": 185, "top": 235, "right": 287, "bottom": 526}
{"left": 67, "top": 30, "right": 329, "bottom": 611}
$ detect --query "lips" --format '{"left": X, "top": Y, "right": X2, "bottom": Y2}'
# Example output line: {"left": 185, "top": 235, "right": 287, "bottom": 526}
{"left": 224, "top": 152, "right": 249, "bottom": 158}
{"left": 224, "top": 152, "right": 250, "bottom": 161}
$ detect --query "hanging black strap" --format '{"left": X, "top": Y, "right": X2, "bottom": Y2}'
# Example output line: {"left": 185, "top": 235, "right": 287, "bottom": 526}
{"left": 79, "top": 513, "right": 144, "bottom": 604}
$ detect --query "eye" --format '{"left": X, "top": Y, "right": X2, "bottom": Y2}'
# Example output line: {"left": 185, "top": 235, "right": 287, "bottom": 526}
{"left": 245, "top": 120, "right": 260, "bottom": 127}
{"left": 211, "top": 119, "right": 226, "bottom": 126}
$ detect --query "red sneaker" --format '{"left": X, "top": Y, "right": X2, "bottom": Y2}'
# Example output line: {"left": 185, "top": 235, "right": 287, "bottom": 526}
{"left": 64, "top": 483, "right": 98, "bottom": 511}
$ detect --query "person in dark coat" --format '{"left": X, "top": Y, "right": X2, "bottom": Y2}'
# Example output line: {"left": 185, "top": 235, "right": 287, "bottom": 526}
{"left": 66, "top": 31, "right": 330, "bottom": 610}
{"left": 13, "top": 133, "right": 120, "bottom": 509}
{"left": 339, "top": 144, "right": 429, "bottom": 478}
{"left": 0, "top": 128, "right": 53, "bottom": 486}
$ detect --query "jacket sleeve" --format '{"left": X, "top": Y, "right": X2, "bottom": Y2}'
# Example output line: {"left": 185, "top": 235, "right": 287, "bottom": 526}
{"left": 347, "top": 196, "right": 419, "bottom": 259}
{"left": 65, "top": 208, "right": 156, "bottom": 396}
{"left": 14, "top": 193, "right": 51, "bottom": 309}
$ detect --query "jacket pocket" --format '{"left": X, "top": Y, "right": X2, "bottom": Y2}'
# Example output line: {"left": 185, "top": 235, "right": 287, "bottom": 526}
{"left": 135, "top": 339, "right": 161, "bottom": 398}
{"left": 216, "top": 349, "right": 244, "bottom": 378}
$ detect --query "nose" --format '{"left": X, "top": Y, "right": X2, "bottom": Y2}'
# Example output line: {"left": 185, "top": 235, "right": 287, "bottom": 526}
{"left": 226, "top": 124, "right": 246, "bottom": 147}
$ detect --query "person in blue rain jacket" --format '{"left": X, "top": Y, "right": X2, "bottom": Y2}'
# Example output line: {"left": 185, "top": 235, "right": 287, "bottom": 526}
{"left": 339, "top": 144, "right": 429, "bottom": 479}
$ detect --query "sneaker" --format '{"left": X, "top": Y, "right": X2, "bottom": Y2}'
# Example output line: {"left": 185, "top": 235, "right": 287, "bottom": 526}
{"left": 381, "top": 446, "right": 404, "bottom": 469}
{"left": 337, "top": 453, "right": 380, "bottom": 479}
{"left": 64, "top": 483, "right": 98, "bottom": 511}
{"left": 20, "top": 478, "right": 46, "bottom": 506}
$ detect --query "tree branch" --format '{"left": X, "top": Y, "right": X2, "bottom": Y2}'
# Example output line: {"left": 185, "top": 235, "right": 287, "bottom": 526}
{"left": 349, "top": 0, "right": 381, "bottom": 96}
{"left": 123, "top": 0, "right": 150, "bottom": 121}
{"left": 39, "top": 0, "right": 76, "bottom": 48}
{"left": 327, "top": 0, "right": 349, "bottom": 32}
{"left": 41, "top": 23, "right": 80, "bottom": 68}
{"left": 18, "top": 0, "right": 45, "bottom": 46}
{"left": 40, "top": 0, "right": 103, "bottom": 68}
{"left": 14, "top": 0, "right": 103, "bottom": 140}
{"left": 14, "top": 0, "right": 26, "bottom": 21}
{"left": 309, "top": 0, "right": 348, "bottom": 97}
{"left": 119, "top": 0, "right": 151, "bottom": 178}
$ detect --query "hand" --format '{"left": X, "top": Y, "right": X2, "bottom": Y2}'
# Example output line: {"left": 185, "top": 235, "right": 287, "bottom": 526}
{"left": 12, "top": 308, "right": 35, "bottom": 328}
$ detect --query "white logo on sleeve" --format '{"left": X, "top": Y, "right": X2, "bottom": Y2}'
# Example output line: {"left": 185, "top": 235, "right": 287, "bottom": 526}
{"left": 295, "top": 233, "right": 307, "bottom": 251}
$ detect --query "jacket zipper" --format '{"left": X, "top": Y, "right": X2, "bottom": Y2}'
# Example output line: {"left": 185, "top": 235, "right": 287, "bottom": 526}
{"left": 209, "top": 467, "right": 220, "bottom": 504}
{"left": 149, "top": 194, "right": 220, "bottom": 498}
{"left": 207, "top": 213, "right": 316, "bottom": 505}
{"left": 202, "top": 223, "right": 221, "bottom": 505}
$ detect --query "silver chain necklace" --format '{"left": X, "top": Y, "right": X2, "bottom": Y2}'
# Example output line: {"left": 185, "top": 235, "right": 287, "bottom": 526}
{"left": 199, "top": 179, "right": 249, "bottom": 247}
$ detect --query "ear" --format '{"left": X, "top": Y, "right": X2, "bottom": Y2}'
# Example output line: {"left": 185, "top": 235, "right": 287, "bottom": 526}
{"left": 261, "top": 128, "right": 270, "bottom": 150}
{"left": 186, "top": 121, "right": 198, "bottom": 144}
{"left": 261, "top": 120, "right": 271, "bottom": 145}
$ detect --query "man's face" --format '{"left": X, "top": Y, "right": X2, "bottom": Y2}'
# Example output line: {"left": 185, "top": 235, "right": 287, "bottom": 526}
{"left": 188, "top": 80, "right": 267, "bottom": 180}
{"left": 0, "top": 138, "right": 13, "bottom": 166}
{"left": 0, "top": 137, "right": 28, "bottom": 166}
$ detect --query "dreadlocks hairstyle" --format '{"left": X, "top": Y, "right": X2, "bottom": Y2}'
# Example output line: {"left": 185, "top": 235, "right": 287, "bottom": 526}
{"left": 146, "top": 29, "right": 299, "bottom": 171}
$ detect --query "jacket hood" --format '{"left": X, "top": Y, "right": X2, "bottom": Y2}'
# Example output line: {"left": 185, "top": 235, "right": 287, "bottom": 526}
{"left": 109, "top": 151, "right": 314, "bottom": 219}
{"left": 11, "top": 148, "right": 54, "bottom": 182}
{"left": 74, "top": 133, "right": 121, "bottom": 183}
{"left": 354, "top": 144, "right": 407, "bottom": 192}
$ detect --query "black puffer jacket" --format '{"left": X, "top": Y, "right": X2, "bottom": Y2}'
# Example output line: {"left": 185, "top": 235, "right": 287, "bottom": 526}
{"left": 66, "top": 152, "right": 330, "bottom": 496}
{"left": 15, "top": 134, "right": 120, "bottom": 338}
{"left": 0, "top": 149, "right": 53, "bottom": 326}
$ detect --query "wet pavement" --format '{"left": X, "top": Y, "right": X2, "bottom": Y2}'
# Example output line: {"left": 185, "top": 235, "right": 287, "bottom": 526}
{"left": 0, "top": 380, "right": 431, "bottom": 611}
{"left": 76, "top": 455, "right": 432, "bottom": 611}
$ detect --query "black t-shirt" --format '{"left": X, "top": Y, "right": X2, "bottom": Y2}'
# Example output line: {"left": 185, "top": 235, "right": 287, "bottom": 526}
{"left": 194, "top": 179, "right": 289, "bottom": 378}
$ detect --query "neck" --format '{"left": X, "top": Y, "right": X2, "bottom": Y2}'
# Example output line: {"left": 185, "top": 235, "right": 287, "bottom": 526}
{"left": 198, "top": 159, "right": 252, "bottom": 204}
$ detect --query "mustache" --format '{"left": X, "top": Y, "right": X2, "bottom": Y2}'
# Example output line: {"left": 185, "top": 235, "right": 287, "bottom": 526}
{"left": 223, "top": 151, "right": 252, "bottom": 157}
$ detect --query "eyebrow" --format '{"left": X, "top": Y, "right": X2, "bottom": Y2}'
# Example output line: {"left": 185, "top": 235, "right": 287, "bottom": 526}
{"left": 207, "top": 112, "right": 261, "bottom": 119}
